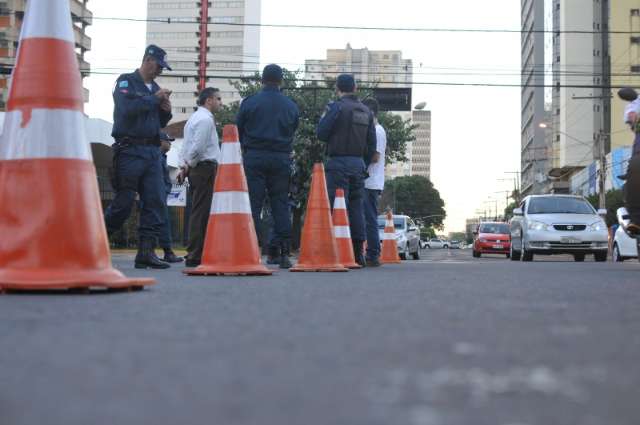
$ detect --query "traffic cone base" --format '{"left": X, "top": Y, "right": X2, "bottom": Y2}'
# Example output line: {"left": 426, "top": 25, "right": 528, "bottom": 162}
{"left": 184, "top": 125, "right": 272, "bottom": 277}
{"left": 291, "top": 163, "right": 348, "bottom": 272}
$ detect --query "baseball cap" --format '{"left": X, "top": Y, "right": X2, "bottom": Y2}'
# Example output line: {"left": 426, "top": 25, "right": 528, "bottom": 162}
{"left": 145, "top": 45, "right": 172, "bottom": 71}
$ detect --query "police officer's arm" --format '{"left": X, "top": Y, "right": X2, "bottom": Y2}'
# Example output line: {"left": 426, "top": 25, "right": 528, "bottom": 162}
{"left": 236, "top": 99, "right": 248, "bottom": 146}
{"left": 364, "top": 113, "right": 377, "bottom": 166}
{"left": 159, "top": 101, "right": 172, "bottom": 128}
{"left": 316, "top": 102, "right": 341, "bottom": 142}
{"left": 113, "top": 77, "right": 162, "bottom": 118}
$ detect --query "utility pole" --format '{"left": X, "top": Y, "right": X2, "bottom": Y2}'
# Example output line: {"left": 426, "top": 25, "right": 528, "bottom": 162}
{"left": 599, "top": 0, "right": 610, "bottom": 209}
{"left": 197, "top": 0, "right": 209, "bottom": 91}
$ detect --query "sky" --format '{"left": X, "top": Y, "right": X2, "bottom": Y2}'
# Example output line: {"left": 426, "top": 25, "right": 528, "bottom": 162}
{"left": 84, "top": 0, "right": 522, "bottom": 233}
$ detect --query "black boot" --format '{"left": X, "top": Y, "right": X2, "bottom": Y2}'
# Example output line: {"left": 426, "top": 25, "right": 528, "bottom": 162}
{"left": 135, "top": 238, "right": 170, "bottom": 269}
{"left": 163, "top": 248, "right": 183, "bottom": 263}
{"left": 279, "top": 242, "right": 293, "bottom": 269}
{"left": 266, "top": 245, "right": 281, "bottom": 265}
{"left": 353, "top": 240, "right": 366, "bottom": 267}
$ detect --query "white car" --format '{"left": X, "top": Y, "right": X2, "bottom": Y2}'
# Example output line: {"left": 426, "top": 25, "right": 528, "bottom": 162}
{"left": 509, "top": 195, "right": 609, "bottom": 262}
{"left": 612, "top": 207, "right": 639, "bottom": 262}
{"left": 425, "top": 238, "right": 449, "bottom": 249}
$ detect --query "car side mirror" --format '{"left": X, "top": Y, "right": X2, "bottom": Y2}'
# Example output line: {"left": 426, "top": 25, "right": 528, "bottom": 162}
{"left": 408, "top": 226, "right": 417, "bottom": 232}
{"left": 513, "top": 208, "right": 523, "bottom": 216}
{"left": 472, "top": 231, "right": 478, "bottom": 235}
{"left": 597, "top": 208, "right": 607, "bottom": 217}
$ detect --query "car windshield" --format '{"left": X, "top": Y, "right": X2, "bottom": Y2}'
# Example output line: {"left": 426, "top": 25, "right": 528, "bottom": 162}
{"left": 377, "top": 217, "right": 405, "bottom": 230}
{"left": 527, "top": 197, "right": 595, "bottom": 215}
{"left": 479, "top": 223, "right": 510, "bottom": 234}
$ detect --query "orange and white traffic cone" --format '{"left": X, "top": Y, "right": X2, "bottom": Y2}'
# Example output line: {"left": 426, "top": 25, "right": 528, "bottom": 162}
{"left": 380, "top": 211, "right": 401, "bottom": 264}
{"left": 332, "top": 189, "right": 361, "bottom": 269}
{"left": 0, "top": 0, "right": 154, "bottom": 291}
{"left": 185, "top": 125, "right": 271, "bottom": 276}
{"left": 291, "top": 164, "right": 348, "bottom": 272}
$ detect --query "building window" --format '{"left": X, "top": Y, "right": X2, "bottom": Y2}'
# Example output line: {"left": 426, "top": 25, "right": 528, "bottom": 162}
{"left": 631, "top": 9, "right": 640, "bottom": 16}
{"left": 631, "top": 65, "right": 640, "bottom": 73}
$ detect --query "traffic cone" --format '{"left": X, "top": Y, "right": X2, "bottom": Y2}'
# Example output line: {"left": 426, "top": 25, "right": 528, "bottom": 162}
{"left": 380, "top": 211, "right": 401, "bottom": 264}
{"left": 332, "top": 189, "right": 361, "bottom": 269}
{"left": 0, "top": 0, "right": 154, "bottom": 291}
{"left": 291, "top": 164, "right": 348, "bottom": 272}
{"left": 185, "top": 125, "right": 271, "bottom": 276}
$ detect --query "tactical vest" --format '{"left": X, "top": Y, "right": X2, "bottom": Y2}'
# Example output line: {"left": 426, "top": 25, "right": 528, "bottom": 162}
{"left": 327, "top": 96, "right": 371, "bottom": 158}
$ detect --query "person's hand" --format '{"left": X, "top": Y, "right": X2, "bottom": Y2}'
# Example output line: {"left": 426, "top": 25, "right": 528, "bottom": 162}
{"left": 160, "top": 98, "right": 171, "bottom": 112}
{"left": 177, "top": 165, "right": 189, "bottom": 185}
{"left": 155, "top": 88, "right": 172, "bottom": 101}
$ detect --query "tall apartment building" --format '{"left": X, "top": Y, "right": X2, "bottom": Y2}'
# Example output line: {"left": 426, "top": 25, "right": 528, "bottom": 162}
{"left": 548, "top": 0, "right": 604, "bottom": 186}
{"left": 610, "top": 2, "right": 640, "bottom": 151}
{"left": 147, "top": 0, "right": 261, "bottom": 122}
{"left": 306, "top": 44, "right": 414, "bottom": 179}
{"left": 520, "top": 0, "right": 549, "bottom": 196}
{"left": 0, "top": 0, "right": 92, "bottom": 109}
{"left": 411, "top": 109, "right": 431, "bottom": 179}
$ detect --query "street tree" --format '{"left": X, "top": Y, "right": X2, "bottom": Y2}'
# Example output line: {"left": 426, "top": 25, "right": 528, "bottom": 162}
{"left": 380, "top": 175, "right": 446, "bottom": 229}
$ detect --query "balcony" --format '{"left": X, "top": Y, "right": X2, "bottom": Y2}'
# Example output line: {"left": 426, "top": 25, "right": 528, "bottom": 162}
{"left": 70, "top": 0, "right": 93, "bottom": 26}
{"left": 73, "top": 25, "right": 91, "bottom": 51}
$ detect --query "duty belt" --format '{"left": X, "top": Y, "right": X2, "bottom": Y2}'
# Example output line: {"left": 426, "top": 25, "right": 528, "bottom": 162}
{"left": 117, "top": 137, "right": 160, "bottom": 146}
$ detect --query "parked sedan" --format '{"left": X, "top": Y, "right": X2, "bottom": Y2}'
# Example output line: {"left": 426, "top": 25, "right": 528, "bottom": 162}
{"left": 378, "top": 215, "right": 421, "bottom": 260}
{"left": 425, "top": 238, "right": 449, "bottom": 249}
{"left": 509, "top": 195, "right": 609, "bottom": 262}
{"left": 473, "top": 222, "right": 510, "bottom": 258}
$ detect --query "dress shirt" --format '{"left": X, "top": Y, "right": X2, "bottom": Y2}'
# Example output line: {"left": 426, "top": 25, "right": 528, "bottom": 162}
{"left": 180, "top": 106, "right": 220, "bottom": 167}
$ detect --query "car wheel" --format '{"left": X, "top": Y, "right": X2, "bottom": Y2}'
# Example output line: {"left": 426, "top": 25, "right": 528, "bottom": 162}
{"left": 443, "top": 245, "right": 448, "bottom": 249}
{"left": 594, "top": 251, "right": 607, "bottom": 262}
{"left": 472, "top": 250, "right": 480, "bottom": 258}
{"left": 399, "top": 244, "right": 408, "bottom": 260}
{"left": 412, "top": 248, "right": 420, "bottom": 260}
{"left": 506, "top": 253, "right": 510, "bottom": 259}
{"left": 510, "top": 242, "right": 521, "bottom": 261}
{"left": 521, "top": 241, "right": 533, "bottom": 262}
{"left": 612, "top": 244, "right": 624, "bottom": 262}
{"left": 573, "top": 253, "right": 585, "bottom": 262}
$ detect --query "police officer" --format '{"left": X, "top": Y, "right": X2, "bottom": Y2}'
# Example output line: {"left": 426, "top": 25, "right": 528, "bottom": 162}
{"left": 105, "top": 45, "right": 173, "bottom": 269}
{"left": 236, "top": 64, "right": 300, "bottom": 269}
{"left": 157, "top": 132, "right": 183, "bottom": 263}
{"left": 317, "top": 74, "right": 377, "bottom": 267}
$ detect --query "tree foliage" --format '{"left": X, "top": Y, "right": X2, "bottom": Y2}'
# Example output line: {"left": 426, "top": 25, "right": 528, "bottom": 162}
{"left": 380, "top": 175, "right": 446, "bottom": 229}
{"left": 587, "top": 189, "right": 624, "bottom": 227}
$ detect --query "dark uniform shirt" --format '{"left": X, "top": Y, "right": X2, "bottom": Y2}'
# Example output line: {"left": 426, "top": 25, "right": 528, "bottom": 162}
{"left": 317, "top": 95, "right": 377, "bottom": 166}
{"left": 236, "top": 85, "right": 300, "bottom": 153}
{"left": 112, "top": 69, "right": 172, "bottom": 140}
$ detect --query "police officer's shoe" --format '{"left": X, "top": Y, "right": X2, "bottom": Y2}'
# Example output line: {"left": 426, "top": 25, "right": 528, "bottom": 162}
{"left": 163, "top": 249, "right": 184, "bottom": 263}
{"left": 266, "top": 245, "right": 281, "bottom": 265}
{"left": 279, "top": 243, "right": 293, "bottom": 269}
{"left": 185, "top": 258, "right": 201, "bottom": 267}
{"left": 135, "top": 239, "right": 170, "bottom": 269}
{"left": 366, "top": 257, "right": 381, "bottom": 267}
{"left": 353, "top": 240, "right": 366, "bottom": 268}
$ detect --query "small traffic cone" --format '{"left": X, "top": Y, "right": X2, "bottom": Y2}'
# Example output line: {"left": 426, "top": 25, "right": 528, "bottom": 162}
{"left": 0, "top": 0, "right": 153, "bottom": 291}
{"left": 380, "top": 211, "right": 401, "bottom": 264}
{"left": 332, "top": 189, "right": 361, "bottom": 269}
{"left": 185, "top": 125, "right": 271, "bottom": 276}
{"left": 291, "top": 164, "right": 348, "bottom": 272}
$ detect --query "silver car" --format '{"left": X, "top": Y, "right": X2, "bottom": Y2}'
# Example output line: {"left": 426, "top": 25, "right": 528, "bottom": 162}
{"left": 509, "top": 195, "right": 608, "bottom": 262}
{"left": 378, "top": 215, "right": 421, "bottom": 260}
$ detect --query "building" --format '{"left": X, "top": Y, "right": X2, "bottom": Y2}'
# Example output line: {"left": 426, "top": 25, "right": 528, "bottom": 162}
{"left": 520, "top": 0, "right": 550, "bottom": 196}
{"left": 0, "top": 0, "right": 92, "bottom": 108}
{"left": 305, "top": 43, "right": 412, "bottom": 88}
{"left": 411, "top": 109, "right": 431, "bottom": 179}
{"left": 146, "top": 0, "right": 261, "bottom": 122}
{"left": 609, "top": 2, "right": 640, "bottom": 151}
{"left": 548, "top": 0, "right": 605, "bottom": 187}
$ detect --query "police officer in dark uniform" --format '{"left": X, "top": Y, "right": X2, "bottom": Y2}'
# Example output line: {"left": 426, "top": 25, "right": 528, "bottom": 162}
{"left": 105, "top": 45, "right": 173, "bottom": 269}
{"left": 236, "top": 64, "right": 300, "bottom": 269}
{"left": 157, "top": 132, "right": 183, "bottom": 263}
{"left": 317, "top": 74, "right": 377, "bottom": 267}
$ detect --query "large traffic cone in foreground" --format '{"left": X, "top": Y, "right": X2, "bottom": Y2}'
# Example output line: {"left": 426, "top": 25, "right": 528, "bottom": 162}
{"left": 380, "top": 211, "right": 401, "bottom": 264}
{"left": 291, "top": 164, "right": 348, "bottom": 272}
{"left": 185, "top": 125, "right": 271, "bottom": 276}
{"left": 0, "top": 0, "right": 154, "bottom": 291}
{"left": 332, "top": 189, "right": 361, "bottom": 269}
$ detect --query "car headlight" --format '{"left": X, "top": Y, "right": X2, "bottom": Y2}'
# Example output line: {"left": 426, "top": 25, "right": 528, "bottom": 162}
{"left": 589, "top": 220, "right": 606, "bottom": 232}
{"left": 527, "top": 220, "right": 549, "bottom": 231}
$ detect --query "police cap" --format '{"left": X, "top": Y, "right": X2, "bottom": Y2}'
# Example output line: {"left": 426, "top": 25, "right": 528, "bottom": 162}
{"left": 144, "top": 45, "right": 172, "bottom": 71}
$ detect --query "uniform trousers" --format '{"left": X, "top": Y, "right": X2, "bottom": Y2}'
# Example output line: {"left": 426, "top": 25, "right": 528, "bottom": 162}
{"left": 325, "top": 156, "right": 366, "bottom": 242}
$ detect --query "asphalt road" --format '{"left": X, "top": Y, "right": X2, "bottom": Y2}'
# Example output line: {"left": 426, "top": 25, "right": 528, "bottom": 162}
{"left": 2, "top": 248, "right": 640, "bottom": 425}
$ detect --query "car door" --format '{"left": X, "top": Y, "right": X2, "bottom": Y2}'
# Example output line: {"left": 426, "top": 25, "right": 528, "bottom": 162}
{"left": 407, "top": 218, "right": 419, "bottom": 252}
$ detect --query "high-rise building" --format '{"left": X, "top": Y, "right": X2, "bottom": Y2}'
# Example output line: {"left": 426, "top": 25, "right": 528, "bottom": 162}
{"left": 0, "top": 0, "right": 92, "bottom": 109}
{"left": 146, "top": 0, "right": 261, "bottom": 122}
{"left": 548, "top": 0, "right": 604, "bottom": 186}
{"left": 305, "top": 44, "right": 414, "bottom": 179}
{"left": 609, "top": 2, "right": 640, "bottom": 151}
{"left": 520, "top": 0, "right": 550, "bottom": 196}
{"left": 411, "top": 109, "right": 431, "bottom": 179}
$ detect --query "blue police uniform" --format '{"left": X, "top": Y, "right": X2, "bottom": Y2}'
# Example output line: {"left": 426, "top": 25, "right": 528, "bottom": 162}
{"left": 237, "top": 85, "right": 300, "bottom": 256}
{"left": 104, "top": 69, "right": 172, "bottom": 247}
{"left": 317, "top": 95, "right": 377, "bottom": 249}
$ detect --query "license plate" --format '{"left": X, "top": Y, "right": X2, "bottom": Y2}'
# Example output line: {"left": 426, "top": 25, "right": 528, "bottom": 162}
{"left": 560, "top": 236, "right": 580, "bottom": 243}
{"left": 493, "top": 244, "right": 503, "bottom": 249}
